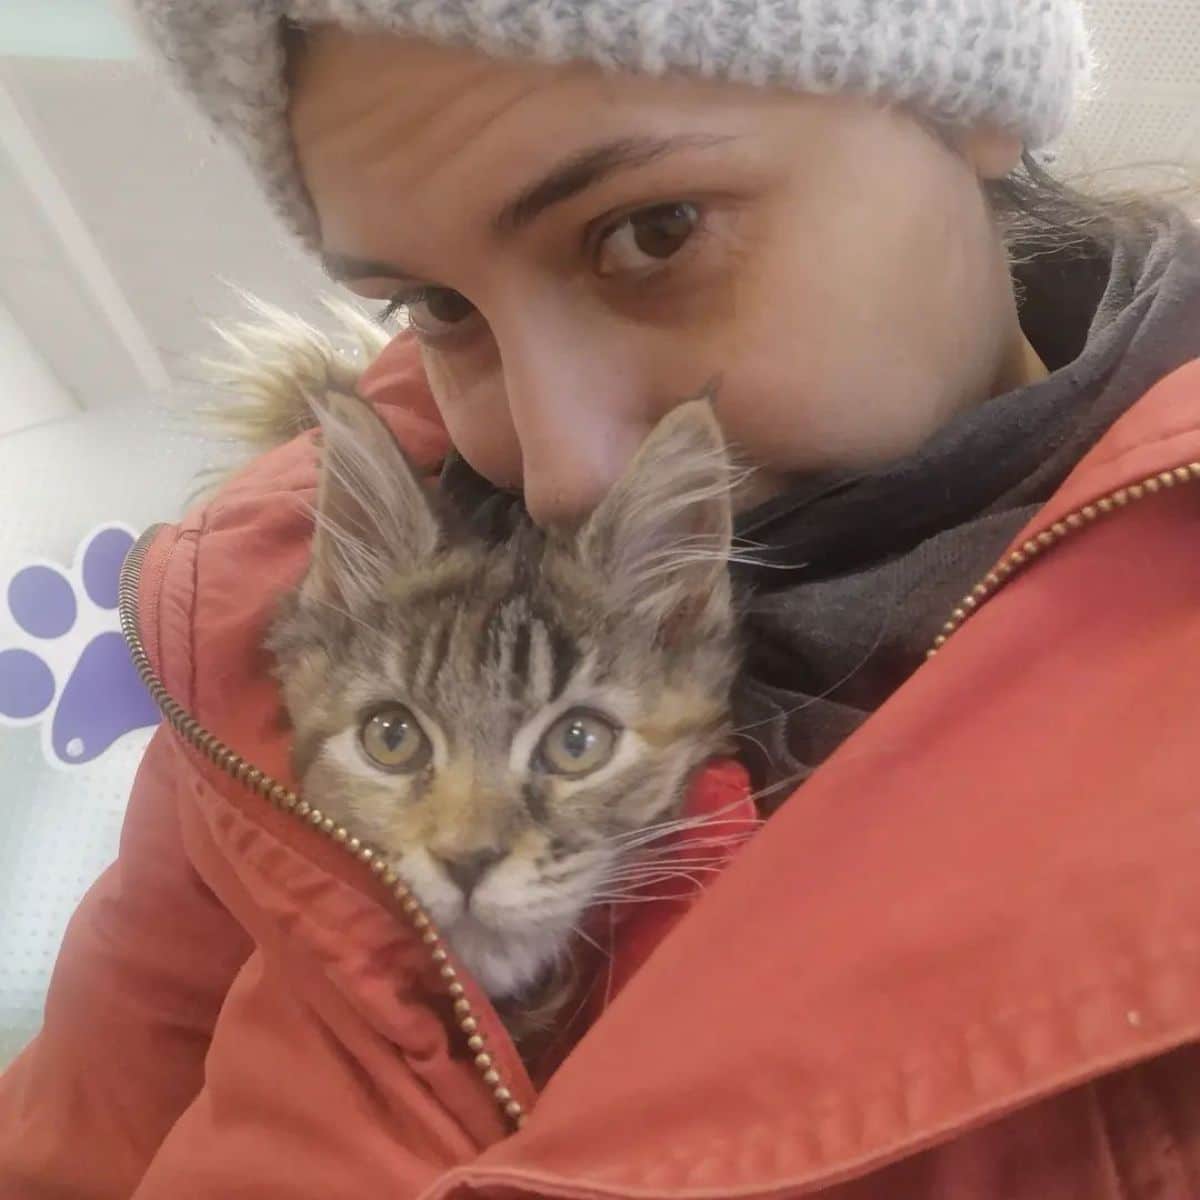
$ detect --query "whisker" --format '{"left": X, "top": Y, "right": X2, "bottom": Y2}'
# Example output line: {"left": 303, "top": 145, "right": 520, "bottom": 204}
{"left": 310, "top": 594, "right": 377, "bottom": 635}
{"left": 605, "top": 823, "right": 760, "bottom": 856}
{"left": 604, "top": 905, "right": 618, "bottom": 1010}
{"left": 742, "top": 769, "right": 810, "bottom": 808}
{"left": 731, "top": 725, "right": 773, "bottom": 769}
{"left": 571, "top": 923, "right": 611, "bottom": 959}
{"left": 597, "top": 864, "right": 718, "bottom": 883}
{"left": 597, "top": 874, "right": 722, "bottom": 894}
{"left": 607, "top": 808, "right": 762, "bottom": 845}
{"left": 731, "top": 578, "right": 899, "bottom": 736}
{"left": 595, "top": 868, "right": 719, "bottom": 890}
{"left": 590, "top": 889, "right": 704, "bottom": 904}
{"left": 603, "top": 855, "right": 734, "bottom": 871}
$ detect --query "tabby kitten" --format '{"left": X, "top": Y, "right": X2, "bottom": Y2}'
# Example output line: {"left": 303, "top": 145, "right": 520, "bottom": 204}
{"left": 266, "top": 394, "right": 740, "bottom": 1011}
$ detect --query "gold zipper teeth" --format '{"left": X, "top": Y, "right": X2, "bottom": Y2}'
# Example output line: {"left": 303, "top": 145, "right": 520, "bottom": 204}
{"left": 118, "top": 461, "right": 1197, "bottom": 1128}
{"left": 927, "top": 463, "right": 1200, "bottom": 658}
{"left": 118, "top": 526, "right": 527, "bottom": 1130}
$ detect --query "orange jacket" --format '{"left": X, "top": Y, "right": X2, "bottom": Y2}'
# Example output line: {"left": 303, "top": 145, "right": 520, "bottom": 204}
{"left": 3, "top": 338, "right": 1200, "bottom": 1200}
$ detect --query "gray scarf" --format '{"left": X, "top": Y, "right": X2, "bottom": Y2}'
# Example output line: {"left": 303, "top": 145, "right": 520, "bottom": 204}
{"left": 439, "top": 209, "right": 1200, "bottom": 799}
{"left": 730, "top": 208, "right": 1200, "bottom": 799}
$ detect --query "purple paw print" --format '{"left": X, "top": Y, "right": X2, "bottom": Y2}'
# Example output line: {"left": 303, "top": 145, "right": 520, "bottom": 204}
{"left": 0, "top": 526, "right": 160, "bottom": 767}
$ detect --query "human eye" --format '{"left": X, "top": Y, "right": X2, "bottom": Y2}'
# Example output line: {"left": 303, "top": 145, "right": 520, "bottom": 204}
{"left": 592, "top": 202, "right": 702, "bottom": 279}
{"left": 379, "top": 285, "right": 480, "bottom": 340}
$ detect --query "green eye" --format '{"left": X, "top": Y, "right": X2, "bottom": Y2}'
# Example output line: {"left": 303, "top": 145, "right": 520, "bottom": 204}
{"left": 537, "top": 709, "right": 619, "bottom": 777}
{"left": 360, "top": 705, "right": 430, "bottom": 773}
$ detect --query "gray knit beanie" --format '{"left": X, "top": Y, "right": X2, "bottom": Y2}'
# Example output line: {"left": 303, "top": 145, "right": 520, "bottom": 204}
{"left": 122, "top": 1, "right": 1091, "bottom": 246}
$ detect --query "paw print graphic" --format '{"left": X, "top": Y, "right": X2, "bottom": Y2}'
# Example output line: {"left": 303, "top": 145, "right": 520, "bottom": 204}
{"left": 0, "top": 525, "right": 161, "bottom": 768}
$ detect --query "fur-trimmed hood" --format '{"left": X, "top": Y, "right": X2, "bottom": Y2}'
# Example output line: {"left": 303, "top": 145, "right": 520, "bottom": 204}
{"left": 197, "top": 294, "right": 391, "bottom": 458}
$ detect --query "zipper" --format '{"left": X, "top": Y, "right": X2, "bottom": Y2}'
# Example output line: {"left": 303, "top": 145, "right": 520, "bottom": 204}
{"left": 927, "top": 462, "right": 1200, "bottom": 656}
{"left": 116, "top": 461, "right": 1198, "bottom": 1133}
{"left": 117, "top": 525, "right": 529, "bottom": 1131}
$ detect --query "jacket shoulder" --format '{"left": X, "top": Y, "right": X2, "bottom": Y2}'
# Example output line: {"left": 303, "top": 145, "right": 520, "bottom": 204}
{"left": 141, "top": 328, "right": 448, "bottom": 714}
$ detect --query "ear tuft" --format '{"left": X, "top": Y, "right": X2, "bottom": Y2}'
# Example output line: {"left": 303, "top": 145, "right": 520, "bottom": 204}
{"left": 303, "top": 393, "right": 441, "bottom": 610}
{"left": 579, "top": 400, "right": 734, "bottom": 637}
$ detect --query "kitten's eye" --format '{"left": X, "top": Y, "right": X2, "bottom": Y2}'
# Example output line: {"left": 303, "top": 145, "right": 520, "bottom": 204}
{"left": 595, "top": 202, "right": 699, "bottom": 278}
{"left": 537, "top": 709, "right": 619, "bottom": 777}
{"left": 360, "top": 705, "right": 431, "bottom": 773}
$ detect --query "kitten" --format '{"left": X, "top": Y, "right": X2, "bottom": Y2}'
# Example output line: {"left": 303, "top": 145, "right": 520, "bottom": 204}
{"left": 266, "top": 394, "right": 740, "bottom": 1022}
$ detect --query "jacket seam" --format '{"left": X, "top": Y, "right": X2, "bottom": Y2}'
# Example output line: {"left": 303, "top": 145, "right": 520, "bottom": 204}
{"left": 187, "top": 509, "right": 209, "bottom": 712}
{"left": 436, "top": 943, "right": 1200, "bottom": 1200}
{"left": 1096, "top": 420, "right": 1200, "bottom": 473}
{"left": 1087, "top": 362, "right": 1200, "bottom": 472}
{"left": 144, "top": 523, "right": 192, "bottom": 707}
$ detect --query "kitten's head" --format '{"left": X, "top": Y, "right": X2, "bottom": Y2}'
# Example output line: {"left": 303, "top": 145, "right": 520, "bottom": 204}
{"left": 267, "top": 395, "right": 739, "bottom": 999}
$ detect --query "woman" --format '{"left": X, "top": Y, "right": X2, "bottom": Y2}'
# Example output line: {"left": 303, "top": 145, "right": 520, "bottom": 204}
{"left": 3, "top": 2, "right": 1200, "bottom": 1196}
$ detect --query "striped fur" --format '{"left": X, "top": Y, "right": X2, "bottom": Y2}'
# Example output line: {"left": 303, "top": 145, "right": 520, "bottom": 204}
{"left": 267, "top": 395, "right": 740, "bottom": 1033}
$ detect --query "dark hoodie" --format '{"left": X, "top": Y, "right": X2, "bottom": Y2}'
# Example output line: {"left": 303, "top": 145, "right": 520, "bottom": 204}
{"left": 442, "top": 206, "right": 1200, "bottom": 795}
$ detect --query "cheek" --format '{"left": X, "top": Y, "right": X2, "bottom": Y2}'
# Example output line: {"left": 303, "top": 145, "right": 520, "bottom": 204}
{"left": 712, "top": 188, "right": 1010, "bottom": 472}
{"left": 503, "top": 827, "right": 558, "bottom": 879}
{"left": 312, "top": 756, "right": 427, "bottom": 853}
{"left": 421, "top": 344, "right": 524, "bottom": 488}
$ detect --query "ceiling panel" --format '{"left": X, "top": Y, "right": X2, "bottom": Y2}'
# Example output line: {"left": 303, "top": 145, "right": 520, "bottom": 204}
{"left": 0, "top": 54, "right": 334, "bottom": 412}
{"left": 0, "top": 259, "right": 145, "bottom": 409}
{"left": 3, "top": 58, "right": 290, "bottom": 243}
{"left": 0, "top": 1, "right": 137, "bottom": 61}
{"left": 0, "top": 143, "right": 60, "bottom": 265}
{"left": 0, "top": 298, "right": 76, "bottom": 435}
{"left": 100, "top": 234, "right": 334, "bottom": 363}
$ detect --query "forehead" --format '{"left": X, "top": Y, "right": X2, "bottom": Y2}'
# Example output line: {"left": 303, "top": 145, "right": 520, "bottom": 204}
{"left": 285, "top": 26, "right": 761, "bottom": 265}
{"left": 340, "top": 547, "right": 598, "bottom": 737}
{"left": 287, "top": 24, "right": 721, "bottom": 158}
{"left": 412, "top": 585, "right": 579, "bottom": 716}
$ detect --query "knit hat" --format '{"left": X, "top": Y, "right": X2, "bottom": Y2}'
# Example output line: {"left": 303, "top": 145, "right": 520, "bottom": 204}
{"left": 122, "top": 1, "right": 1091, "bottom": 246}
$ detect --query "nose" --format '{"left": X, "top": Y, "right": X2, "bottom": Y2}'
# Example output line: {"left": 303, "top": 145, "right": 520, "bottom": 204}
{"left": 497, "top": 312, "right": 645, "bottom": 528}
{"left": 433, "top": 850, "right": 504, "bottom": 897}
{"left": 519, "top": 431, "right": 633, "bottom": 530}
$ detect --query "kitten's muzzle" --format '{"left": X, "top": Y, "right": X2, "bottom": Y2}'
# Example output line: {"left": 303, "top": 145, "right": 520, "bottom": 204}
{"left": 433, "top": 850, "right": 505, "bottom": 898}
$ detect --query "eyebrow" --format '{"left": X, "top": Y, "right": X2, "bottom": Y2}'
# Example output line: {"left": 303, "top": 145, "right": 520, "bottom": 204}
{"left": 321, "top": 132, "right": 732, "bottom": 284}
{"left": 321, "top": 251, "right": 419, "bottom": 285}
{"left": 492, "top": 133, "right": 732, "bottom": 233}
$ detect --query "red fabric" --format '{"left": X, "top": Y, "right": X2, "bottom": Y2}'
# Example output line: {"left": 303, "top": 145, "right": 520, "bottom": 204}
{"left": 597, "top": 759, "right": 757, "bottom": 1008}
{"left": 357, "top": 331, "right": 450, "bottom": 472}
{"left": 2, "top": 333, "right": 1200, "bottom": 1200}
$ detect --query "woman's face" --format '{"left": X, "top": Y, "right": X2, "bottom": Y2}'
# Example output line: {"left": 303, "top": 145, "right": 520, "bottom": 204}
{"left": 289, "top": 28, "right": 1030, "bottom": 527}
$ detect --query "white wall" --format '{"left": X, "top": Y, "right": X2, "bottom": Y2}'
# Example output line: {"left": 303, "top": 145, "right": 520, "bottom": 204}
{"left": 0, "top": 2, "right": 137, "bottom": 60}
{"left": 0, "top": 298, "right": 75, "bottom": 436}
{"left": 0, "top": 399, "right": 221, "bottom": 1066}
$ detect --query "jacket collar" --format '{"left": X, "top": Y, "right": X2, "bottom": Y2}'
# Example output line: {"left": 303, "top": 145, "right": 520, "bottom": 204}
{"left": 143, "top": 345, "right": 1200, "bottom": 1195}
{"left": 420, "top": 359, "right": 1200, "bottom": 1198}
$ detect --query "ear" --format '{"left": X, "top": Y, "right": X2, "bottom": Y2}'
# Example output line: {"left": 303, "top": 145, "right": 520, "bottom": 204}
{"left": 578, "top": 399, "right": 733, "bottom": 638}
{"left": 958, "top": 127, "right": 1023, "bottom": 180}
{"left": 302, "top": 392, "right": 442, "bottom": 611}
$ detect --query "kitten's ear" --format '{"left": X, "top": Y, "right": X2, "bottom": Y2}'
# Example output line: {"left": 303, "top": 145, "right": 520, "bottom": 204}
{"left": 303, "top": 393, "right": 441, "bottom": 610}
{"left": 579, "top": 399, "right": 733, "bottom": 637}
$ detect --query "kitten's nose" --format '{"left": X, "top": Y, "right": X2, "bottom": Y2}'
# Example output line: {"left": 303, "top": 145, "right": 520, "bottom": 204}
{"left": 435, "top": 850, "right": 503, "bottom": 897}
